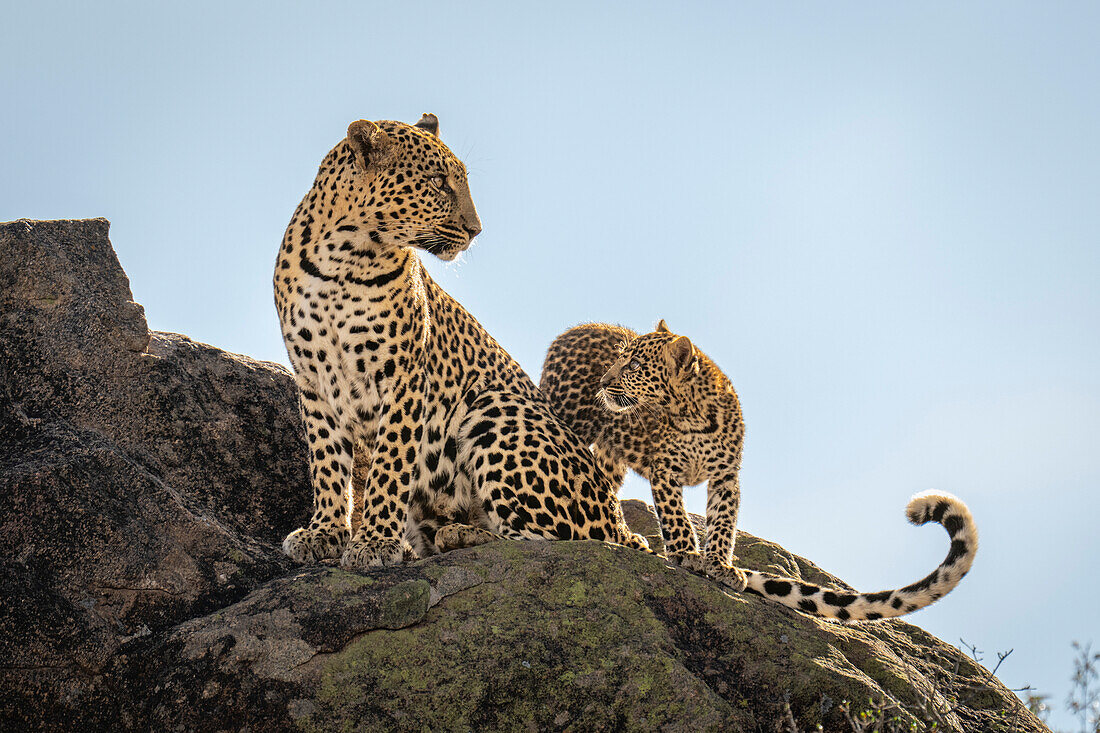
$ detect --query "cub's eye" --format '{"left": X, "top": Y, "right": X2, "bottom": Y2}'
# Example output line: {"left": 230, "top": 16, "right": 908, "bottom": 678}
{"left": 626, "top": 359, "right": 641, "bottom": 372}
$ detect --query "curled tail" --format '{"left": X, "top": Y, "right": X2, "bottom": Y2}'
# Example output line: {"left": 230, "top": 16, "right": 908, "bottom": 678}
{"left": 743, "top": 492, "right": 978, "bottom": 622}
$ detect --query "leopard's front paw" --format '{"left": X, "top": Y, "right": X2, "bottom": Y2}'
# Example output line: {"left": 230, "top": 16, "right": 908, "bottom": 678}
{"left": 676, "top": 551, "right": 748, "bottom": 592}
{"left": 283, "top": 526, "right": 351, "bottom": 564}
{"left": 340, "top": 536, "right": 407, "bottom": 571}
{"left": 620, "top": 531, "right": 652, "bottom": 553}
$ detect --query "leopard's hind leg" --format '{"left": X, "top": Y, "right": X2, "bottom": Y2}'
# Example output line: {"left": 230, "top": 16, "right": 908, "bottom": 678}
{"left": 434, "top": 523, "right": 505, "bottom": 552}
{"left": 458, "top": 390, "right": 649, "bottom": 550}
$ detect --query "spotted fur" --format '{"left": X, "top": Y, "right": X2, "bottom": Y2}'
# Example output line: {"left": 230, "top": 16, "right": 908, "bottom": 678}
{"left": 275, "top": 115, "right": 648, "bottom": 570}
{"left": 541, "top": 321, "right": 979, "bottom": 620}
{"left": 541, "top": 321, "right": 745, "bottom": 579}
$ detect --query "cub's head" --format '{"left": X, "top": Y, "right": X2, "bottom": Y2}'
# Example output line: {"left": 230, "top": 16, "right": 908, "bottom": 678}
{"left": 598, "top": 320, "right": 698, "bottom": 414}
{"left": 337, "top": 113, "right": 482, "bottom": 261}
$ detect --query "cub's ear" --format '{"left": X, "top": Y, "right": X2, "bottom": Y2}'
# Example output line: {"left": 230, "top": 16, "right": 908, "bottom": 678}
{"left": 655, "top": 319, "right": 671, "bottom": 333}
{"left": 414, "top": 113, "right": 440, "bottom": 137}
{"left": 668, "top": 335, "right": 695, "bottom": 373}
{"left": 347, "top": 120, "right": 393, "bottom": 171}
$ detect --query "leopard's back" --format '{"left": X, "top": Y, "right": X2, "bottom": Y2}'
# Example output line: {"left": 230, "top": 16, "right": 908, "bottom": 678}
{"left": 539, "top": 323, "right": 637, "bottom": 445}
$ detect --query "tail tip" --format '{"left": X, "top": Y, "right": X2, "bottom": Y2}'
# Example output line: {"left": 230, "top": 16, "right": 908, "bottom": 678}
{"left": 905, "top": 490, "right": 963, "bottom": 526}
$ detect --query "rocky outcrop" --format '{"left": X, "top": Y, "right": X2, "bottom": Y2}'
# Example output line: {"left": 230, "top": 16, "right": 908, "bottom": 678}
{"left": 0, "top": 218, "right": 310, "bottom": 729}
{"left": 0, "top": 219, "right": 1044, "bottom": 732}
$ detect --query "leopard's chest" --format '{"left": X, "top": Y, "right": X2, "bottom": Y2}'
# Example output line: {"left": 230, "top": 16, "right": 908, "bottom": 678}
{"left": 294, "top": 282, "right": 427, "bottom": 408}
{"left": 657, "top": 429, "right": 725, "bottom": 487}
{"left": 672, "top": 453, "right": 711, "bottom": 487}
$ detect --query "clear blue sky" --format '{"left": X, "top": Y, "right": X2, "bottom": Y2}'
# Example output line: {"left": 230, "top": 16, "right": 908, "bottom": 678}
{"left": 4, "top": 1, "right": 1097, "bottom": 726}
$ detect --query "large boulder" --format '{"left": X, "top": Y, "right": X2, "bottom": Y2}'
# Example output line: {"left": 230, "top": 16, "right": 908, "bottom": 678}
{"left": 0, "top": 218, "right": 310, "bottom": 729}
{"left": 0, "top": 219, "right": 1044, "bottom": 732}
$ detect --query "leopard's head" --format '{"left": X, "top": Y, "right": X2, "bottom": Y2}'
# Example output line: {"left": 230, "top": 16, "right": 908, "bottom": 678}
{"left": 598, "top": 320, "right": 698, "bottom": 414}
{"left": 335, "top": 113, "right": 481, "bottom": 261}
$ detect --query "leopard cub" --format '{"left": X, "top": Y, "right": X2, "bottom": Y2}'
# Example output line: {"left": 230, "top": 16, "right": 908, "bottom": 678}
{"left": 541, "top": 320, "right": 747, "bottom": 589}
{"left": 542, "top": 321, "right": 980, "bottom": 622}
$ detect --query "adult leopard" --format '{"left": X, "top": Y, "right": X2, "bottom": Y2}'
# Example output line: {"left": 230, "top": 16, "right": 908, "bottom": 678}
{"left": 540, "top": 320, "right": 979, "bottom": 620}
{"left": 276, "top": 115, "right": 977, "bottom": 621}
{"left": 275, "top": 114, "right": 648, "bottom": 569}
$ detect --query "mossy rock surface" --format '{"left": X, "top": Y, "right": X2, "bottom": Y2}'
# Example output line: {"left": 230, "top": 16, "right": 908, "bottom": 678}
{"left": 130, "top": 538, "right": 1039, "bottom": 732}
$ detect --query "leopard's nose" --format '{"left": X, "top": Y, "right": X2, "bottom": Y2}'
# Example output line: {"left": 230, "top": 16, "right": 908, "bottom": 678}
{"left": 599, "top": 371, "right": 613, "bottom": 387}
{"left": 462, "top": 209, "right": 482, "bottom": 239}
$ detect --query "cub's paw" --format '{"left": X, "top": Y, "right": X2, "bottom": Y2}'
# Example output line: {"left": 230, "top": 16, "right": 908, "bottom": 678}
{"left": 676, "top": 551, "right": 748, "bottom": 593}
{"left": 620, "top": 531, "right": 652, "bottom": 553}
{"left": 340, "top": 537, "right": 407, "bottom": 571}
{"left": 711, "top": 563, "right": 748, "bottom": 593}
{"left": 282, "top": 526, "right": 350, "bottom": 564}
{"left": 672, "top": 550, "right": 705, "bottom": 572}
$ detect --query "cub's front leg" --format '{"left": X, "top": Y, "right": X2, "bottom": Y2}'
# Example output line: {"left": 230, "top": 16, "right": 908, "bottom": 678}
{"left": 701, "top": 473, "right": 740, "bottom": 567}
{"left": 340, "top": 376, "right": 424, "bottom": 570}
{"left": 282, "top": 385, "right": 354, "bottom": 563}
{"left": 646, "top": 468, "right": 700, "bottom": 558}
{"left": 677, "top": 473, "right": 746, "bottom": 592}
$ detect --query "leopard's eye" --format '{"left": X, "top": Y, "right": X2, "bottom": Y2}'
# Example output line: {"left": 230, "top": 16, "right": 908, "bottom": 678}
{"left": 626, "top": 359, "right": 641, "bottom": 372}
{"left": 429, "top": 175, "right": 448, "bottom": 191}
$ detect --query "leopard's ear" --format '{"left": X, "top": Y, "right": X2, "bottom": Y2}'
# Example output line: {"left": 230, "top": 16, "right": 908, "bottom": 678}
{"left": 655, "top": 319, "right": 671, "bottom": 333}
{"left": 347, "top": 120, "right": 393, "bottom": 171}
{"left": 414, "top": 113, "right": 440, "bottom": 137}
{"left": 668, "top": 335, "right": 695, "bottom": 374}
